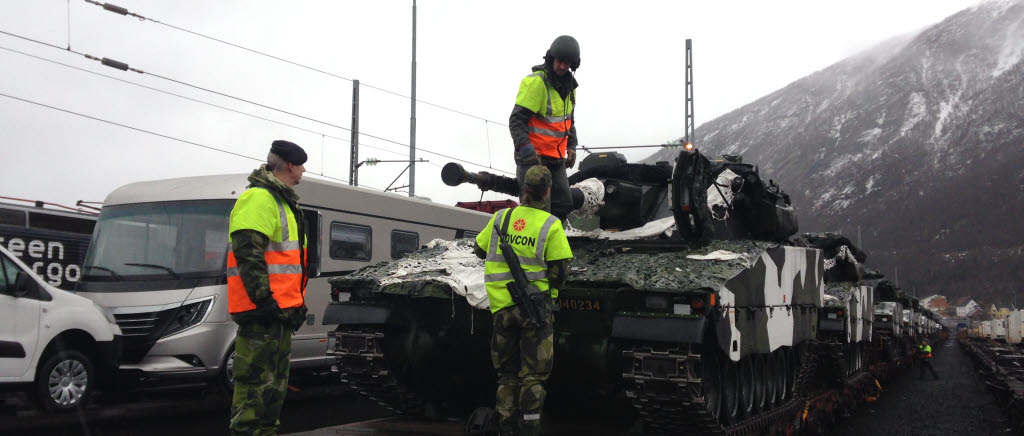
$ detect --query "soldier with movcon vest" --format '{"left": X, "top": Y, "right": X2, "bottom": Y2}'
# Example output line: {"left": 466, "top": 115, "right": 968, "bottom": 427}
{"left": 509, "top": 35, "right": 580, "bottom": 221}
{"left": 226, "top": 140, "right": 310, "bottom": 435}
{"left": 474, "top": 166, "right": 573, "bottom": 436}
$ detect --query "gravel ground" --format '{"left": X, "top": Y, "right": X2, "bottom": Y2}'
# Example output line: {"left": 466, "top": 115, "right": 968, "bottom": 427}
{"left": 833, "top": 338, "right": 1013, "bottom": 436}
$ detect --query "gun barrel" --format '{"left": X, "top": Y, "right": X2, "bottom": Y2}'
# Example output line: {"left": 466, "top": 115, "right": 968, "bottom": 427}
{"left": 441, "top": 162, "right": 521, "bottom": 197}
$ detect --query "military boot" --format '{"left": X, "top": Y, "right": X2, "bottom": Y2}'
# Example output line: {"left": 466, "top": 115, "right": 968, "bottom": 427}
{"left": 498, "top": 414, "right": 519, "bottom": 436}
{"left": 519, "top": 412, "right": 542, "bottom": 436}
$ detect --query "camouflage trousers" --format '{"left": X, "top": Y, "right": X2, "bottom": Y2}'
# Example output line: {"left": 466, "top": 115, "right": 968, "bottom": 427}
{"left": 230, "top": 320, "right": 292, "bottom": 436}
{"left": 491, "top": 298, "right": 555, "bottom": 436}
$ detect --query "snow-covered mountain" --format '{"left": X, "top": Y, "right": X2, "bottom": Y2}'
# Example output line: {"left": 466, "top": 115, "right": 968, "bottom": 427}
{"left": 646, "top": 0, "right": 1024, "bottom": 304}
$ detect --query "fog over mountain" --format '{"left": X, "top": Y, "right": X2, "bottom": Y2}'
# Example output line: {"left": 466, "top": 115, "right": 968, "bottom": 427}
{"left": 645, "top": 0, "right": 1024, "bottom": 305}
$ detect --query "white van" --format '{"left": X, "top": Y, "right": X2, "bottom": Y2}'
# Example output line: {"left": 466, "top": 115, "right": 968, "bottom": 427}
{"left": 0, "top": 245, "right": 121, "bottom": 412}
{"left": 75, "top": 174, "right": 489, "bottom": 388}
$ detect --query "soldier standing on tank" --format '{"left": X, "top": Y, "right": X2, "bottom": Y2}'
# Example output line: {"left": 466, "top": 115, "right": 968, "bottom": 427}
{"left": 917, "top": 339, "right": 939, "bottom": 380}
{"left": 509, "top": 35, "right": 580, "bottom": 222}
{"left": 227, "top": 140, "right": 310, "bottom": 435}
{"left": 474, "top": 166, "right": 573, "bottom": 436}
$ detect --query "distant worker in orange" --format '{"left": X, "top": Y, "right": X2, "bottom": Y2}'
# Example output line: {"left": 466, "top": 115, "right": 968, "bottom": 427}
{"left": 509, "top": 35, "right": 580, "bottom": 221}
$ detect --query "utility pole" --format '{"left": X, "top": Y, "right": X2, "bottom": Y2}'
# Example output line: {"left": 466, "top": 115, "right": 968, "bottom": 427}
{"left": 350, "top": 80, "right": 360, "bottom": 186}
{"left": 683, "top": 39, "right": 694, "bottom": 147}
{"left": 894, "top": 267, "right": 899, "bottom": 288}
{"left": 408, "top": 0, "right": 417, "bottom": 197}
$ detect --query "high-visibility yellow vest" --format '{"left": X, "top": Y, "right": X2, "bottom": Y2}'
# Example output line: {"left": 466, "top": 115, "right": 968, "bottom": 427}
{"left": 515, "top": 70, "right": 575, "bottom": 159}
{"left": 918, "top": 344, "right": 932, "bottom": 359}
{"left": 475, "top": 207, "right": 573, "bottom": 313}
{"left": 226, "top": 187, "right": 307, "bottom": 313}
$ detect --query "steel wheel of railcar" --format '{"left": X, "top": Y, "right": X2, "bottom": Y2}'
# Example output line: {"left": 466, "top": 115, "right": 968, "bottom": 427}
{"left": 701, "top": 350, "right": 723, "bottom": 420}
{"left": 774, "top": 350, "right": 789, "bottom": 403}
{"left": 737, "top": 358, "right": 755, "bottom": 418}
{"left": 765, "top": 352, "right": 779, "bottom": 407}
{"left": 720, "top": 359, "right": 741, "bottom": 424}
{"left": 752, "top": 354, "right": 768, "bottom": 413}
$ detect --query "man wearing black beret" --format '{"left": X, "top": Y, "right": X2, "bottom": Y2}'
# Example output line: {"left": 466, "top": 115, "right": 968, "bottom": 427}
{"left": 226, "top": 139, "right": 309, "bottom": 435}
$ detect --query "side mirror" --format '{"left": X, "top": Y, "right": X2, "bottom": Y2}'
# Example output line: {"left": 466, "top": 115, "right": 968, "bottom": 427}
{"left": 13, "top": 272, "right": 33, "bottom": 297}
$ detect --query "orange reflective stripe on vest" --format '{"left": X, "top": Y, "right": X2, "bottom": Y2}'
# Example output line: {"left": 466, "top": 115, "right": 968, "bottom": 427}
{"left": 226, "top": 189, "right": 307, "bottom": 313}
{"left": 528, "top": 115, "right": 572, "bottom": 159}
{"left": 521, "top": 71, "right": 573, "bottom": 159}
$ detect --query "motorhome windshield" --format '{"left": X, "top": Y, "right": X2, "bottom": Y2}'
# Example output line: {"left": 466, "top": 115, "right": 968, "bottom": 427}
{"left": 82, "top": 200, "right": 233, "bottom": 283}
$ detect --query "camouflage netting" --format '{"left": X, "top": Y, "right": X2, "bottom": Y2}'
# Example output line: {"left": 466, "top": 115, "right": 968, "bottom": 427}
{"left": 824, "top": 282, "right": 860, "bottom": 307}
{"left": 330, "top": 238, "right": 489, "bottom": 308}
{"left": 559, "top": 239, "right": 774, "bottom": 293}
{"left": 329, "top": 238, "right": 780, "bottom": 309}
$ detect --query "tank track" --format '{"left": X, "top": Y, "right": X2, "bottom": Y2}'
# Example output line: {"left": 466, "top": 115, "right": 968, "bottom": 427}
{"left": 327, "top": 326, "right": 427, "bottom": 415}
{"left": 622, "top": 343, "right": 816, "bottom": 435}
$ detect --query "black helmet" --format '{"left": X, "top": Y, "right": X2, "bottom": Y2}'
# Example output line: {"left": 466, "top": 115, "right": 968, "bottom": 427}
{"left": 544, "top": 35, "right": 580, "bottom": 70}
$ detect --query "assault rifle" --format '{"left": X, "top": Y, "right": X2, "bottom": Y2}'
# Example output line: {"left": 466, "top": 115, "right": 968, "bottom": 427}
{"left": 493, "top": 208, "right": 545, "bottom": 326}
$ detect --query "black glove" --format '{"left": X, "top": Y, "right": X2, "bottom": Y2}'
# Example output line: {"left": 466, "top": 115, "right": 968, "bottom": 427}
{"left": 289, "top": 306, "right": 309, "bottom": 332}
{"left": 514, "top": 144, "right": 541, "bottom": 166}
{"left": 565, "top": 148, "right": 577, "bottom": 169}
{"left": 252, "top": 296, "right": 284, "bottom": 324}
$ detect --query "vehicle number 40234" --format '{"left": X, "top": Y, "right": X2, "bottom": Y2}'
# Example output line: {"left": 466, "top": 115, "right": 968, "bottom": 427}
{"left": 558, "top": 298, "right": 600, "bottom": 312}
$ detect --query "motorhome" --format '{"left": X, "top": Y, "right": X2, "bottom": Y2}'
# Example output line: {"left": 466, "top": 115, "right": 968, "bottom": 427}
{"left": 75, "top": 174, "right": 490, "bottom": 387}
{"left": 0, "top": 201, "right": 97, "bottom": 291}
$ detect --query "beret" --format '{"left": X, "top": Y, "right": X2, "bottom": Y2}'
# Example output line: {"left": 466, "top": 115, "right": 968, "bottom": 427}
{"left": 270, "top": 140, "right": 307, "bottom": 165}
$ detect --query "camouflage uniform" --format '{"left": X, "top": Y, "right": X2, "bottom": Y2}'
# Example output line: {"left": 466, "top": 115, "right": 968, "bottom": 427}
{"left": 492, "top": 298, "right": 555, "bottom": 436}
{"left": 476, "top": 166, "right": 571, "bottom": 436}
{"left": 229, "top": 166, "right": 308, "bottom": 436}
{"left": 231, "top": 320, "right": 292, "bottom": 435}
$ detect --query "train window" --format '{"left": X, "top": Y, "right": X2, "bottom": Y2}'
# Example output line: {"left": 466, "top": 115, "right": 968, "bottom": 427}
{"left": 329, "top": 222, "right": 372, "bottom": 261}
{"left": 391, "top": 230, "right": 419, "bottom": 259}
{"left": 456, "top": 229, "right": 480, "bottom": 239}
{"left": 28, "top": 212, "right": 95, "bottom": 235}
{"left": 0, "top": 208, "right": 26, "bottom": 227}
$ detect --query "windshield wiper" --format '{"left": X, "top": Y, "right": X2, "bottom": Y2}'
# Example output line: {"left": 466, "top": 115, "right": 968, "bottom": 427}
{"left": 124, "top": 263, "right": 181, "bottom": 279}
{"left": 83, "top": 265, "right": 123, "bottom": 281}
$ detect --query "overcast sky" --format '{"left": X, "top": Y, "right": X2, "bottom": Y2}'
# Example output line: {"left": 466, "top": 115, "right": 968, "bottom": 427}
{"left": 0, "top": 0, "right": 981, "bottom": 210}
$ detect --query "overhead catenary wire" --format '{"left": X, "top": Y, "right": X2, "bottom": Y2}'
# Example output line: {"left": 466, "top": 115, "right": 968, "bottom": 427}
{"left": 82, "top": 0, "right": 510, "bottom": 128}
{"left": 0, "top": 44, "right": 412, "bottom": 161}
{"left": 0, "top": 91, "right": 390, "bottom": 191}
{"left": 0, "top": 28, "right": 513, "bottom": 176}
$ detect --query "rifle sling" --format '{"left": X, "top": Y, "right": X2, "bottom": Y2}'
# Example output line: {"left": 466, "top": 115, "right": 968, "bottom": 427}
{"left": 500, "top": 206, "right": 516, "bottom": 238}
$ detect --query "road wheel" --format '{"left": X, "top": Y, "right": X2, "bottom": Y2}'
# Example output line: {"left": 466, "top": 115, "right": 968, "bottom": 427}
{"left": 35, "top": 350, "right": 94, "bottom": 413}
{"left": 785, "top": 347, "right": 799, "bottom": 398}
{"left": 766, "top": 352, "right": 780, "bottom": 407}
{"left": 752, "top": 354, "right": 768, "bottom": 413}
{"left": 775, "top": 350, "right": 789, "bottom": 403}
{"left": 719, "top": 359, "right": 740, "bottom": 425}
{"left": 700, "top": 351, "right": 722, "bottom": 420}
{"left": 737, "top": 358, "right": 755, "bottom": 418}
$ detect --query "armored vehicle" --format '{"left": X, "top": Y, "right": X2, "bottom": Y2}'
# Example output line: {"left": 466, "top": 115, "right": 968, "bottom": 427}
{"left": 796, "top": 233, "right": 873, "bottom": 383}
{"left": 325, "top": 148, "right": 870, "bottom": 432}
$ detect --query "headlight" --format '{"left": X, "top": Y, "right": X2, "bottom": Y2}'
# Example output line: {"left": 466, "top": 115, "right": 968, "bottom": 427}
{"left": 96, "top": 304, "right": 117, "bottom": 324}
{"left": 162, "top": 298, "right": 214, "bottom": 338}
{"left": 644, "top": 294, "right": 671, "bottom": 311}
